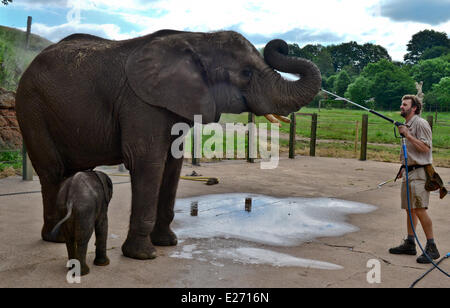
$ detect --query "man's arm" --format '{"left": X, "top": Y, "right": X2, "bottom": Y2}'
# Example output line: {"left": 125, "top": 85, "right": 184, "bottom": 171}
{"left": 398, "top": 125, "right": 431, "bottom": 153}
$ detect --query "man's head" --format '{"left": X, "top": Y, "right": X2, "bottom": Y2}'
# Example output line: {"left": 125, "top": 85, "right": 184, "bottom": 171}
{"left": 400, "top": 95, "right": 421, "bottom": 118}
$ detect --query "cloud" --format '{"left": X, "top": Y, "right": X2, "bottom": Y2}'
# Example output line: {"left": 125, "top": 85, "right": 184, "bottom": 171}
{"left": 377, "top": 0, "right": 450, "bottom": 25}
{"left": 27, "top": 22, "right": 135, "bottom": 42}
{"left": 230, "top": 26, "right": 345, "bottom": 46}
{"left": 14, "top": 0, "right": 68, "bottom": 7}
{"left": 6, "top": 0, "right": 449, "bottom": 61}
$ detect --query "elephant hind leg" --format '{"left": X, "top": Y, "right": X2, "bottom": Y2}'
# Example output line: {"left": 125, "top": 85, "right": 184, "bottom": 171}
{"left": 65, "top": 238, "right": 90, "bottom": 275}
{"left": 94, "top": 214, "right": 110, "bottom": 266}
{"left": 75, "top": 242, "right": 90, "bottom": 276}
{"left": 18, "top": 99, "right": 67, "bottom": 243}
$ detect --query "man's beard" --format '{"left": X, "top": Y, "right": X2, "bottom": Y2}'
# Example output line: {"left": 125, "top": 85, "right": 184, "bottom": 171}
{"left": 401, "top": 108, "right": 411, "bottom": 118}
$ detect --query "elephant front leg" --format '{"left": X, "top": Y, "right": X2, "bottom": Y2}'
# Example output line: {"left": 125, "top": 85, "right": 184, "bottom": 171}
{"left": 121, "top": 155, "right": 167, "bottom": 260}
{"left": 151, "top": 153, "right": 183, "bottom": 246}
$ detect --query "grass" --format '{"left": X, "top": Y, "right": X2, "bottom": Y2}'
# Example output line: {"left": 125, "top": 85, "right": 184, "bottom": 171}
{"left": 219, "top": 108, "right": 450, "bottom": 167}
{"left": 222, "top": 108, "right": 450, "bottom": 148}
{"left": 0, "top": 150, "right": 21, "bottom": 178}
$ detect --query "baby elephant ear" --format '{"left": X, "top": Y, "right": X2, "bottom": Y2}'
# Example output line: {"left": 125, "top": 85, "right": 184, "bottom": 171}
{"left": 94, "top": 171, "right": 113, "bottom": 204}
{"left": 125, "top": 37, "right": 217, "bottom": 123}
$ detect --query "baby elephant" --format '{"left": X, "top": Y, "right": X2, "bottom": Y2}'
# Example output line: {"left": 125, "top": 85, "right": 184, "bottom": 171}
{"left": 51, "top": 171, "right": 113, "bottom": 276}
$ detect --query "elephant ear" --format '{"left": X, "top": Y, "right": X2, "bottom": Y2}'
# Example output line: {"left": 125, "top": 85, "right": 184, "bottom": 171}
{"left": 125, "top": 37, "right": 216, "bottom": 123}
{"left": 94, "top": 171, "right": 113, "bottom": 204}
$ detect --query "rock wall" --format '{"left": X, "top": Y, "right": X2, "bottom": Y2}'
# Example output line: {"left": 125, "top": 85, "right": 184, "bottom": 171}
{"left": 0, "top": 88, "right": 22, "bottom": 150}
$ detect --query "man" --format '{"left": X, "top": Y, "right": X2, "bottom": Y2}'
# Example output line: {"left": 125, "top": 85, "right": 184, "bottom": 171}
{"left": 389, "top": 95, "right": 440, "bottom": 264}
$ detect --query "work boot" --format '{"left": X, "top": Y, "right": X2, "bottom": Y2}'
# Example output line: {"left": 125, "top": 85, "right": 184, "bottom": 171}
{"left": 389, "top": 239, "right": 417, "bottom": 255}
{"left": 416, "top": 243, "right": 440, "bottom": 264}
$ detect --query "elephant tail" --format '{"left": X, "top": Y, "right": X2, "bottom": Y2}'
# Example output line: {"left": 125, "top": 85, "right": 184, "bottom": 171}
{"left": 50, "top": 201, "right": 74, "bottom": 239}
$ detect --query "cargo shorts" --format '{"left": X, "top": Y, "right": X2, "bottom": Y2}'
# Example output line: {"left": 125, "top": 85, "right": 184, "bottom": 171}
{"left": 401, "top": 167, "right": 429, "bottom": 210}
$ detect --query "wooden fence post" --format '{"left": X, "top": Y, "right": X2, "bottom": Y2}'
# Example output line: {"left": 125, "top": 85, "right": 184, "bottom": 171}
{"left": 192, "top": 121, "right": 201, "bottom": 166}
{"left": 25, "top": 16, "right": 32, "bottom": 49}
{"left": 22, "top": 16, "right": 34, "bottom": 181}
{"left": 360, "top": 114, "right": 368, "bottom": 161}
{"left": 354, "top": 120, "right": 359, "bottom": 154}
{"left": 247, "top": 112, "right": 256, "bottom": 163}
{"left": 22, "top": 147, "right": 33, "bottom": 181}
{"left": 426, "top": 115, "right": 433, "bottom": 132}
{"left": 310, "top": 113, "right": 317, "bottom": 157}
{"left": 289, "top": 112, "right": 296, "bottom": 159}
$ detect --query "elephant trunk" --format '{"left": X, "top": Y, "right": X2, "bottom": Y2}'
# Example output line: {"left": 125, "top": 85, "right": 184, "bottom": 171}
{"left": 260, "top": 39, "right": 322, "bottom": 116}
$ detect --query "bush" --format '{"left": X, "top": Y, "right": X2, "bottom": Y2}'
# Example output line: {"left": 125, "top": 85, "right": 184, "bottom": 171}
{"left": 0, "top": 150, "right": 21, "bottom": 171}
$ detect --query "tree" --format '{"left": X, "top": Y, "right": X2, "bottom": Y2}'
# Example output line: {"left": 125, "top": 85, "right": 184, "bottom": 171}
{"left": 360, "top": 43, "right": 391, "bottom": 70}
{"left": 328, "top": 41, "right": 360, "bottom": 72}
{"left": 371, "top": 70, "right": 416, "bottom": 111}
{"left": 288, "top": 43, "right": 334, "bottom": 78}
{"left": 313, "top": 48, "right": 334, "bottom": 77}
{"left": 333, "top": 70, "right": 352, "bottom": 97}
{"left": 404, "top": 30, "right": 450, "bottom": 64}
{"left": 288, "top": 43, "right": 303, "bottom": 58}
{"left": 2, "top": 0, "right": 12, "bottom": 5}
{"left": 361, "top": 59, "right": 396, "bottom": 78}
{"left": 411, "top": 56, "right": 450, "bottom": 93}
{"left": 325, "top": 75, "right": 337, "bottom": 91}
{"left": 302, "top": 44, "right": 324, "bottom": 59}
{"left": 345, "top": 76, "right": 373, "bottom": 106}
{"left": 327, "top": 41, "right": 391, "bottom": 73}
{"left": 420, "top": 46, "right": 450, "bottom": 61}
{"left": 301, "top": 44, "right": 334, "bottom": 78}
{"left": 429, "top": 77, "right": 450, "bottom": 111}
{"left": 361, "top": 59, "right": 416, "bottom": 110}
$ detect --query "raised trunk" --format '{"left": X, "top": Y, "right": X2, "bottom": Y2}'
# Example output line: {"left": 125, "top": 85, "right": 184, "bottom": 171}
{"left": 262, "top": 39, "right": 322, "bottom": 116}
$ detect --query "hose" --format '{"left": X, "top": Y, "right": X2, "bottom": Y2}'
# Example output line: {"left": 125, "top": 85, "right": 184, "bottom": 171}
{"left": 110, "top": 173, "right": 219, "bottom": 185}
{"left": 410, "top": 253, "right": 450, "bottom": 288}
{"left": 403, "top": 138, "right": 449, "bottom": 287}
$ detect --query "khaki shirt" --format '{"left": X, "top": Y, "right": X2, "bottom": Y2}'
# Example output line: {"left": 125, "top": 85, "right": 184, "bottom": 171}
{"left": 400, "top": 114, "right": 433, "bottom": 166}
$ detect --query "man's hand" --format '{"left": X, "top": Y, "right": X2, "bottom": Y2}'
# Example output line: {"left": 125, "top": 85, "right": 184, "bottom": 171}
{"left": 399, "top": 125, "right": 431, "bottom": 154}
{"left": 398, "top": 125, "right": 410, "bottom": 138}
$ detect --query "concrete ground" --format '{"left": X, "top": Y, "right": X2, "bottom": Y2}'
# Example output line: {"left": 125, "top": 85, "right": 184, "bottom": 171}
{"left": 0, "top": 155, "right": 449, "bottom": 288}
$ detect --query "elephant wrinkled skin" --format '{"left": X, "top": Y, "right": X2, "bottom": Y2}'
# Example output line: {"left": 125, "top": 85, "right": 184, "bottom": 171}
{"left": 15, "top": 30, "right": 321, "bottom": 260}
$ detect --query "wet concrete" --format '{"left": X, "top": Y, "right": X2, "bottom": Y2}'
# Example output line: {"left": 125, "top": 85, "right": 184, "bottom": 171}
{"left": 0, "top": 156, "right": 449, "bottom": 288}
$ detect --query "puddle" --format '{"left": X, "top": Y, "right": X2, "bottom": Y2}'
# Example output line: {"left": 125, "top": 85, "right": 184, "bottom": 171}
{"left": 170, "top": 243, "right": 343, "bottom": 270}
{"left": 170, "top": 193, "right": 376, "bottom": 270}
{"left": 173, "top": 193, "right": 376, "bottom": 246}
{"left": 217, "top": 247, "right": 343, "bottom": 270}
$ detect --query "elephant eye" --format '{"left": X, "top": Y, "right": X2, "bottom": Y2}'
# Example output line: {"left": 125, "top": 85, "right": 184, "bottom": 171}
{"left": 241, "top": 69, "right": 253, "bottom": 79}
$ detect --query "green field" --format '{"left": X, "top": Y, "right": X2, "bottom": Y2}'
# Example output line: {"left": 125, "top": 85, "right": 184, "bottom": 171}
{"left": 220, "top": 108, "right": 450, "bottom": 146}
{"left": 219, "top": 108, "right": 450, "bottom": 167}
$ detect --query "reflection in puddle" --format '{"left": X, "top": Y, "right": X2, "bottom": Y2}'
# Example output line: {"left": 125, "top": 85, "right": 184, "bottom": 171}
{"left": 171, "top": 193, "right": 376, "bottom": 270}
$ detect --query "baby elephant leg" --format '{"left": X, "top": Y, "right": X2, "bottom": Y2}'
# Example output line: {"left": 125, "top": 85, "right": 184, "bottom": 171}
{"left": 94, "top": 214, "right": 109, "bottom": 266}
{"left": 77, "top": 242, "right": 90, "bottom": 276}
{"left": 66, "top": 239, "right": 90, "bottom": 276}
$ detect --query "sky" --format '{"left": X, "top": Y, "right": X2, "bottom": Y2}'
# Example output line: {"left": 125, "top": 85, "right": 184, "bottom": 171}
{"left": 0, "top": 0, "right": 449, "bottom": 61}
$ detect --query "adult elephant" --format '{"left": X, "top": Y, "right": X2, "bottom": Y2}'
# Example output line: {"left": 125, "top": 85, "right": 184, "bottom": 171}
{"left": 15, "top": 30, "right": 321, "bottom": 260}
